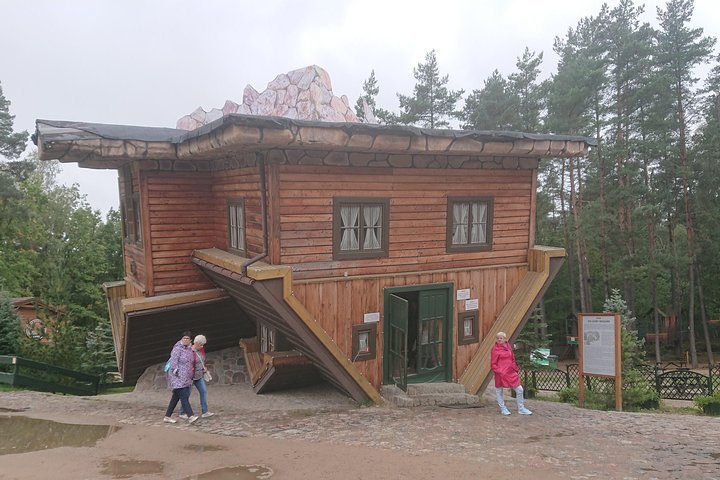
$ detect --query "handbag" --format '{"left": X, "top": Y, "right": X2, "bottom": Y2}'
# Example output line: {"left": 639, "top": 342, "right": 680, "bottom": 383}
{"left": 203, "top": 370, "right": 212, "bottom": 382}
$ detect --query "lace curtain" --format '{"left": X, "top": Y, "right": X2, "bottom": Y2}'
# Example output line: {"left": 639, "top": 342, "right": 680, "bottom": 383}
{"left": 452, "top": 203, "right": 469, "bottom": 244}
{"left": 340, "top": 205, "right": 360, "bottom": 251}
{"left": 363, "top": 205, "right": 382, "bottom": 250}
{"left": 471, "top": 202, "right": 487, "bottom": 244}
{"left": 453, "top": 201, "right": 487, "bottom": 245}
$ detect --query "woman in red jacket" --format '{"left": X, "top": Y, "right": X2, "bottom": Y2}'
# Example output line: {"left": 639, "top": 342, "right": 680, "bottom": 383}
{"left": 490, "top": 331, "right": 532, "bottom": 416}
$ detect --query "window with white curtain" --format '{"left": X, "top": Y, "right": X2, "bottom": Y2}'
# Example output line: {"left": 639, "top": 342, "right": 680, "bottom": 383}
{"left": 227, "top": 199, "right": 246, "bottom": 254}
{"left": 447, "top": 197, "right": 493, "bottom": 251}
{"left": 333, "top": 198, "right": 389, "bottom": 259}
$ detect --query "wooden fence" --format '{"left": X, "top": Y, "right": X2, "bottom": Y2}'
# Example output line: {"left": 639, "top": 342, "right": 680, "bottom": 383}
{"left": 0, "top": 356, "right": 100, "bottom": 396}
{"left": 521, "top": 363, "right": 719, "bottom": 401}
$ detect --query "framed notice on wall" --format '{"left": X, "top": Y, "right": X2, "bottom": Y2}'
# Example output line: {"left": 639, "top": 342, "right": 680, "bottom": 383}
{"left": 578, "top": 313, "right": 622, "bottom": 410}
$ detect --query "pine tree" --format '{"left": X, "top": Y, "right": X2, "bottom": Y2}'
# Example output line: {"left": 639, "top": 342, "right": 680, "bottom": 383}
{"left": 508, "top": 48, "right": 546, "bottom": 132}
{"left": 0, "top": 81, "right": 27, "bottom": 160}
{"left": 396, "top": 50, "right": 464, "bottom": 129}
{"left": 461, "top": 70, "right": 519, "bottom": 130}
{"left": 656, "top": 0, "right": 716, "bottom": 367}
{"left": 354, "top": 70, "right": 391, "bottom": 124}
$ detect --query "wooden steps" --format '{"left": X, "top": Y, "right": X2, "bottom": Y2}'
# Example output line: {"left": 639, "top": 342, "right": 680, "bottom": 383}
{"left": 239, "top": 338, "right": 266, "bottom": 385}
{"left": 459, "top": 246, "right": 565, "bottom": 395}
{"left": 239, "top": 337, "right": 321, "bottom": 393}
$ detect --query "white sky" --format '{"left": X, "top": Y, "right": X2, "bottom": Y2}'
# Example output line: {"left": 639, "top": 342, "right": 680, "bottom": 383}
{"left": 2, "top": 0, "right": 719, "bottom": 215}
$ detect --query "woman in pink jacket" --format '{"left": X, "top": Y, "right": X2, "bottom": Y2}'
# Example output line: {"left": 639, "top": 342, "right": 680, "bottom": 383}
{"left": 490, "top": 331, "right": 532, "bottom": 416}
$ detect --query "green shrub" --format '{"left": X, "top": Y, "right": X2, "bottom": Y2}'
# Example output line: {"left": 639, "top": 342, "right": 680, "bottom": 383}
{"left": 694, "top": 392, "right": 720, "bottom": 415}
{"left": 558, "top": 387, "right": 578, "bottom": 404}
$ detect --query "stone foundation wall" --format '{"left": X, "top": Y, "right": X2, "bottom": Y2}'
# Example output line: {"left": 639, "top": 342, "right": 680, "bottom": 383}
{"left": 135, "top": 346, "right": 249, "bottom": 391}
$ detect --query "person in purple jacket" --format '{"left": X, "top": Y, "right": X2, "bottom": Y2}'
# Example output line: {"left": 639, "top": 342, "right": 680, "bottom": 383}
{"left": 163, "top": 331, "right": 199, "bottom": 424}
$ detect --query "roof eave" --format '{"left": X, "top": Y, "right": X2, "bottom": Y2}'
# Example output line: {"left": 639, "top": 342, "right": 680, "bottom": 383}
{"left": 36, "top": 116, "right": 595, "bottom": 167}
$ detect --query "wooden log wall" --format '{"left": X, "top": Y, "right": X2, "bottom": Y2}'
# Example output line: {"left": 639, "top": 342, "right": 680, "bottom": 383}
{"left": 292, "top": 264, "right": 526, "bottom": 389}
{"left": 210, "top": 166, "right": 265, "bottom": 259}
{"left": 121, "top": 168, "right": 148, "bottom": 289}
{"left": 277, "top": 165, "right": 533, "bottom": 280}
{"left": 143, "top": 171, "right": 218, "bottom": 294}
{"left": 131, "top": 164, "right": 266, "bottom": 296}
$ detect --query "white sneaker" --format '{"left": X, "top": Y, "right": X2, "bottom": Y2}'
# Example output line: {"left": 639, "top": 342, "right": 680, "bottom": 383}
{"left": 201, "top": 412, "right": 215, "bottom": 418}
{"left": 518, "top": 407, "right": 533, "bottom": 415}
{"left": 163, "top": 416, "right": 177, "bottom": 423}
{"left": 188, "top": 415, "right": 199, "bottom": 424}
{"left": 179, "top": 414, "right": 189, "bottom": 419}
{"left": 500, "top": 407, "right": 511, "bottom": 416}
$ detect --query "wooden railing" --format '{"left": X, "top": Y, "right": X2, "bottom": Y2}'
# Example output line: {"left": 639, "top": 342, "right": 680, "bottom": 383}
{"left": 459, "top": 246, "right": 566, "bottom": 395}
{"left": 0, "top": 356, "right": 100, "bottom": 396}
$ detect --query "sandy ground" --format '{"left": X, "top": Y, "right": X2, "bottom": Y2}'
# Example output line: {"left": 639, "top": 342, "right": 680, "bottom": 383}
{"left": 0, "top": 412, "right": 494, "bottom": 480}
{"left": 1, "top": 383, "right": 719, "bottom": 480}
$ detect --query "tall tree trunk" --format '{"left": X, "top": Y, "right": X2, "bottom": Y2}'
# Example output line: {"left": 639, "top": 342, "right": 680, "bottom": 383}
{"left": 595, "top": 97, "right": 610, "bottom": 301}
{"left": 569, "top": 157, "right": 592, "bottom": 312}
{"left": 560, "top": 159, "right": 578, "bottom": 315}
{"left": 668, "top": 217, "right": 682, "bottom": 356}
{"left": 677, "top": 84, "right": 698, "bottom": 368}
{"left": 639, "top": 122, "right": 661, "bottom": 363}
{"left": 695, "top": 264, "right": 715, "bottom": 365}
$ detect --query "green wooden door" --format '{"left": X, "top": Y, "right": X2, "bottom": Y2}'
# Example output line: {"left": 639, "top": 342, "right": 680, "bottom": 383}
{"left": 388, "top": 294, "right": 409, "bottom": 391}
{"left": 415, "top": 289, "right": 449, "bottom": 382}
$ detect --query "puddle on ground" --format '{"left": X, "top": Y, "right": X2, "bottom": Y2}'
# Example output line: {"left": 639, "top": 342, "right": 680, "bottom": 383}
{"left": 182, "top": 465, "right": 273, "bottom": 479}
{"left": 184, "top": 443, "right": 229, "bottom": 452}
{"left": 0, "top": 415, "right": 119, "bottom": 455}
{"left": 101, "top": 458, "right": 164, "bottom": 478}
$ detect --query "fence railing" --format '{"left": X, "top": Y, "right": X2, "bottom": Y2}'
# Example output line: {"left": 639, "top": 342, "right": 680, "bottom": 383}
{"left": 520, "top": 362, "right": 718, "bottom": 401}
{"left": 0, "top": 355, "right": 100, "bottom": 396}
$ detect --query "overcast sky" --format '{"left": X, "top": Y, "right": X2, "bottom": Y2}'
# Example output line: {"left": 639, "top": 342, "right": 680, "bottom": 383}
{"left": 2, "top": 0, "right": 719, "bottom": 215}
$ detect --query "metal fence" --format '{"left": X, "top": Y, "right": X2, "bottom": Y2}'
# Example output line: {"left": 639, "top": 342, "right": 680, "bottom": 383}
{"left": 520, "top": 362, "right": 718, "bottom": 401}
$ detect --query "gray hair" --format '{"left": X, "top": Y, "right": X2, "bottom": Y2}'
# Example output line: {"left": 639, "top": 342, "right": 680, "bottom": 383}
{"left": 193, "top": 334, "right": 207, "bottom": 345}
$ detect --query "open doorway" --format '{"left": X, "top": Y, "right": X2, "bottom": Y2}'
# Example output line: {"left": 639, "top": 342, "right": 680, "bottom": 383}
{"left": 383, "top": 283, "right": 453, "bottom": 389}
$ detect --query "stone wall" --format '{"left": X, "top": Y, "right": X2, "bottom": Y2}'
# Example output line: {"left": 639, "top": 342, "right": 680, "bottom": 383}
{"left": 135, "top": 346, "right": 250, "bottom": 391}
{"left": 176, "top": 65, "right": 366, "bottom": 130}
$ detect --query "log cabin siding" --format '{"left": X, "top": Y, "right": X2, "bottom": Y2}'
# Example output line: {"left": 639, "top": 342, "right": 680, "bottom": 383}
{"left": 278, "top": 165, "right": 533, "bottom": 280}
{"left": 121, "top": 167, "right": 147, "bottom": 290}
{"left": 144, "top": 171, "right": 218, "bottom": 294}
{"left": 292, "top": 263, "right": 526, "bottom": 389}
{"left": 211, "top": 166, "right": 265, "bottom": 258}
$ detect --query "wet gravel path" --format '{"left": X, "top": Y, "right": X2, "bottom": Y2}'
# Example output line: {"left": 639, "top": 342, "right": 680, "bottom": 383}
{"left": 1, "top": 385, "right": 719, "bottom": 479}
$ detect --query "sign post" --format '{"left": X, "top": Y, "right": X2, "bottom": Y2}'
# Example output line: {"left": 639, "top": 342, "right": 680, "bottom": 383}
{"left": 578, "top": 313, "right": 622, "bottom": 411}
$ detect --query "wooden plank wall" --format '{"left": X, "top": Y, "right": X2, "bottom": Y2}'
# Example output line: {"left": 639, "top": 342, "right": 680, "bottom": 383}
{"left": 277, "top": 165, "right": 533, "bottom": 279}
{"left": 210, "top": 166, "right": 265, "bottom": 258}
{"left": 122, "top": 168, "right": 147, "bottom": 289}
{"left": 143, "top": 171, "right": 218, "bottom": 294}
{"left": 138, "top": 165, "right": 264, "bottom": 296}
{"left": 292, "top": 264, "right": 526, "bottom": 389}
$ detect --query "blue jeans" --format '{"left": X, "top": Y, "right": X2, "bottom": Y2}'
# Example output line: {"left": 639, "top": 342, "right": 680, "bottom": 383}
{"left": 165, "top": 386, "right": 193, "bottom": 417}
{"left": 180, "top": 378, "right": 208, "bottom": 415}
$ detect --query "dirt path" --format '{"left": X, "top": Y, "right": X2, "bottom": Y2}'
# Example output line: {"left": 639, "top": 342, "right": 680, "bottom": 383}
{"left": 0, "top": 385, "right": 719, "bottom": 479}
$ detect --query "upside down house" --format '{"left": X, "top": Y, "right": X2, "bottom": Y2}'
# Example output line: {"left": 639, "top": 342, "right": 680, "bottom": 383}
{"left": 34, "top": 66, "right": 594, "bottom": 403}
